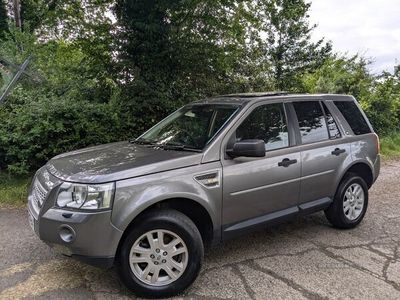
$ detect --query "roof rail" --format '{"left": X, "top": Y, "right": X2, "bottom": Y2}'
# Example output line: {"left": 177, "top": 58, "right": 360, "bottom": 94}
{"left": 220, "top": 91, "right": 288, "bottom": 98}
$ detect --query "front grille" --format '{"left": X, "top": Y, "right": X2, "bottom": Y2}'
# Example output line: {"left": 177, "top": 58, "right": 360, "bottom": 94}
{"left": 31, "top": 178, "right": 48, "bottom": 211}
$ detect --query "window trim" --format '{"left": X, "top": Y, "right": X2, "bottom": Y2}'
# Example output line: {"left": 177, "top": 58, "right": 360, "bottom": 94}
{"left": 291, "top": 100, "right": 331, "bottom": 146}
{"left": 284, "top": 102, "right": 301, "bottom": 146}
{"left": 320, "top": 101, "right": 342, "bottom": 140}
{"left": 225, "top": 101, "right": 292, "bottom": 155}
{"left": 333, "top": 100, "right": 373, "bottom": 136}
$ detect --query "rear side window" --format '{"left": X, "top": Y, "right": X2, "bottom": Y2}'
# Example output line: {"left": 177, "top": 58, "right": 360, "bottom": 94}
{"left": 321, "top": 102, "right": 341, "bottom": 139}
{"left": 334, "top": 101, "right": 371, "bottom": 135}
{"left": 293, "top": 101, "right": 329, "bottom": 144}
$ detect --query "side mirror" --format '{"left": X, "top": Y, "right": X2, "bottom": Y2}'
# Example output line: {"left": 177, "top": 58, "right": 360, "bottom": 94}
{"left": 229, "top": 139, "right": 265, "bottom": 158}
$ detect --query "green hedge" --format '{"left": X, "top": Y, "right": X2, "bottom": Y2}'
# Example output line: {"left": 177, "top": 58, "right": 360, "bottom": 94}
{"left": 0, "top": 88, "right": 122, "bottom": 175}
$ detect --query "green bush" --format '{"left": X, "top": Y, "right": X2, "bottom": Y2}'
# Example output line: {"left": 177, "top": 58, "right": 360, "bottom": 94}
{"left": 0, "top": 88, "right": 122, "bottom": 174}
{"left": 362, "top": 97, "right": 399, "bottom": 135}
{"left": 0, "top": 172, "right": 31, "bottom": 207}
{"left": 381, "top": 132, "right": 400, "bottom": 159}
{"left": 362, "top": 76, "right": 400, "bottom": 135}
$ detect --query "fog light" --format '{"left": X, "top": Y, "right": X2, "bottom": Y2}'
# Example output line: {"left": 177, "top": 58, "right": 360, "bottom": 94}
{"left": 59, "top": 225, "right": 76, "bottom": 243}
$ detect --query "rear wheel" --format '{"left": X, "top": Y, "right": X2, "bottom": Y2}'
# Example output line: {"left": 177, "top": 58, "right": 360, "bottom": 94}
{"left": 325, "top": 174, "right": 368, "bottom": 229}
{"left": 116, "top": 209, "right": 204, "bottom": 298}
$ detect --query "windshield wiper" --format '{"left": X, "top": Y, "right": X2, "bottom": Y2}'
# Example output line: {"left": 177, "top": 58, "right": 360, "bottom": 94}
{"left": 129, "top": 138, "right": 157, "bottom": 145}
{"left": 131, "top": 139, "right": 201, "bottom": 152}
{"left": 161, "top": 142, "right": 202, "bottom": 152}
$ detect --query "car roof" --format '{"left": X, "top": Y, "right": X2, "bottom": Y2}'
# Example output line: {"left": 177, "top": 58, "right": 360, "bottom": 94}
{"left": 193, "top": 92, "right": 354, "bottom": 106}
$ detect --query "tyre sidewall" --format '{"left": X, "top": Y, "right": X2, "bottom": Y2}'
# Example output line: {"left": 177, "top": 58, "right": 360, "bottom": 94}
{"left": 335, "top": 175, "right": 369, "bottom": 227}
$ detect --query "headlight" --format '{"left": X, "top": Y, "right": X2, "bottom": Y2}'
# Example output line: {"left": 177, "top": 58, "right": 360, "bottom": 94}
{"left": 56, "top": 182, "right": 115, "bottom": 210}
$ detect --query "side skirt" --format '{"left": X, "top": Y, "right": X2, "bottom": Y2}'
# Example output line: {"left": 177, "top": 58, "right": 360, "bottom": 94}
{"left": 222, "top": 197, "right": 332, "bottom": 241}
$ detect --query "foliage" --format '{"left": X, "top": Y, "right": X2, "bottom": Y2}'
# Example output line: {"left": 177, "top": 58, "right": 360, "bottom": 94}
{"left": 381, "top": 132, "right": 400, "bottom": 159}
{"left": 0, "top": 0, "right": 399, "bottom": 176}
{"left": 0, "top": 172, "right": 30, "bottom": 207}
{"left": 0, "top": 21, "right": 123, "bottom": 174}
{"left": 259, "top": 0, "right": 332, "bottom": 91}
{"left": 0, "top": 88, "right": 121, "bottom": 174}
{"left": 0, "top": 0, "right": 7, "bottom": 40}
{"left": 113, "top": 0, "right": 260, "bottom": 135}
{"left": 363, "top": 72, "right": 400, "bottom": 135}
{"left": 301, "top": 55, "right": 372, "bottom": 99}
{"left": 302, "top": 55, "right": 400, "bottom": 134}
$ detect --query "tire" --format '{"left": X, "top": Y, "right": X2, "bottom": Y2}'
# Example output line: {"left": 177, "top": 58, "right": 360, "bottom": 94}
{"left": 116, "top": 209, "right": 204, "bottom": 298}
{"left": 325, "top": 173, "right": 369, "bottom": 229}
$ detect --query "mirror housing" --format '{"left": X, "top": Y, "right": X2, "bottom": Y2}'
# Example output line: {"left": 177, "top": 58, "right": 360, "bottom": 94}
{"left": 229, "top": 139, "right": 265, "bottom": 158}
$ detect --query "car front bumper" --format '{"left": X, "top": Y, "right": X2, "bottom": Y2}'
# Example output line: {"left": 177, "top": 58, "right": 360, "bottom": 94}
{"left": 27, "top": 168, "right": 123, "bottom": 268}
{"left": 28, "top": 204, "right": 123, "bottom": 268}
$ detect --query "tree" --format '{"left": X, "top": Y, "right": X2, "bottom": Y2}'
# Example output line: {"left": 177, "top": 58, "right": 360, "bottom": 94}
{"left": 113, "top": 0, "right": 257, "bottom": 134}
{"left": 0, "top": 0, "right": 8, "bottom": 39}
{"left": 364, "top": 70, "right": 400, "bottom": 134}
{"left": 13, "top": 0, "right": 21, "bottom": 27}
{"left": 260, "top": 0, "right": 331, "bottom": 91}
{"left": 16, "top": 1, "right": 117, "bottom": 103}
{"left": 302, "top": 54, "right": 400, "bottom": 134}
{"left": 301, "top": 54, "right": 373, "bottom": 100}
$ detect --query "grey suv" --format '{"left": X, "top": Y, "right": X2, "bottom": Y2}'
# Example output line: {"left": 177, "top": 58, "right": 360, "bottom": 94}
{"left": 28, "top": 93, "right": 380, "bottom": 298}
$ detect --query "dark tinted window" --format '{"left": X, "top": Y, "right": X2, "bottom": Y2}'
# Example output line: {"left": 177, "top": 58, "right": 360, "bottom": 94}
{"left": 209, "top": 109, "right": 236, "bottom": 137}
{"left": 322, "top": 102, "right": 341, "bottom": 139}
{"left": 236, "top": 103, "right": 289, "bottom": 151}
{"left": 334, "top": 101, "right": 371, "bottom": 135}
{"left": 140, "top": 104, "right": 238, "bottom": 150}
{"left": 293, "top": 101, "right": 329, "bottom": 144}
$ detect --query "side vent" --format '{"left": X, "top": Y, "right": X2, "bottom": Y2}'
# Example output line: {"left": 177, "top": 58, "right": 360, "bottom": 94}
{"left": 194, "top": 171, "right": 221, "bottom": 188}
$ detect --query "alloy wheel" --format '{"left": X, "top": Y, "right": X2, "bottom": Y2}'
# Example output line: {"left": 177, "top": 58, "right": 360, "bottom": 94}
{"left": 343, "top": 183, "right": 365, "bottom": 221}
{"left": 129, "top": 229, "right": 189, "bottom": 286}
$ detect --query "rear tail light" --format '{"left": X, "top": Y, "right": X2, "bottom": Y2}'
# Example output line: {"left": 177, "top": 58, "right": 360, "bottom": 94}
{"left": 373, "top": 133, "right": 380, "bottom": 154}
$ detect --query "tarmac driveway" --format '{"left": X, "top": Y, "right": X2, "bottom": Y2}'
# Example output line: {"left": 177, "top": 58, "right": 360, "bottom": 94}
{"left": 1, "top": 161, "right": 400, "bottom": 299}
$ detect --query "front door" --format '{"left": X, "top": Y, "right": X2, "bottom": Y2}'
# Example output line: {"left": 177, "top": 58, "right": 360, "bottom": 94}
{"left": 221, "top": 102, "right": 301, "bottom": 238}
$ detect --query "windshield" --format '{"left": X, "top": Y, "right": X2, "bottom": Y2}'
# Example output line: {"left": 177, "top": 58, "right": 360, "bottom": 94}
{"left": 137, "top": 104, "right": 240, "bottom": 150}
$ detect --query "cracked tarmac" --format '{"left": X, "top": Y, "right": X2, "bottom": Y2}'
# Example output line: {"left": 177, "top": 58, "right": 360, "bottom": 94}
{"left": 1, "top": 161, "right": 400, "bottom": 299}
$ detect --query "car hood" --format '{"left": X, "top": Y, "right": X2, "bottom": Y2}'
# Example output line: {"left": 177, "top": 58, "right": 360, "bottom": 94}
{"left": 46, "top": 141, "right": 203, "bottom": 183}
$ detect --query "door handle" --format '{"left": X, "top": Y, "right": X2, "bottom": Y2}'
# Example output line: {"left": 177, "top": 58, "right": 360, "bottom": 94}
{"left": 278, "top": 158, "right": 297, "bottom": 167}
{"left": 331, "top": 148, "right": 346, "bottom": 156}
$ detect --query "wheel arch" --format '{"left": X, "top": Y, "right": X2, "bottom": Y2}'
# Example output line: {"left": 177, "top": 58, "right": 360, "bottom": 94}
{"left": 115, "top": 197, "right": 217, "bottom": 257}
{"left": 337, "top": 161, "right": 374, "bottom": 190}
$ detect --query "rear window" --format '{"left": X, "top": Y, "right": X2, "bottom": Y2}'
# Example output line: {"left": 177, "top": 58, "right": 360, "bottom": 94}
{"left": 334, "top": 101, "right": 371, "bottom": 135}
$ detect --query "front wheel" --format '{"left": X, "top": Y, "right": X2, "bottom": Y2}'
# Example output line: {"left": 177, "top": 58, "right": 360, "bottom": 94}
{"left": 325, "top": 174, "right": 369, "bottom": 229}
{"left": 116, "top": 209, "right": 204, "bottom": 298}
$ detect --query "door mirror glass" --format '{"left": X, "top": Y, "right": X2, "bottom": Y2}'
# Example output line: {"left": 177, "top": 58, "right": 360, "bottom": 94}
{"left": 229, "top": 139, "right": 265, "bottom": 158}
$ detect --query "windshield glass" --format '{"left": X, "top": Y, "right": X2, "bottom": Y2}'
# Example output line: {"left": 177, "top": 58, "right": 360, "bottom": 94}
{"left": 137, "top": 104, "right": 240, "bottom": 150}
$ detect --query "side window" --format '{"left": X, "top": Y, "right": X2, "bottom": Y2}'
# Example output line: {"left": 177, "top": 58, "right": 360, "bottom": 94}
{"left": 334, "top": 101, "right": 371, "bottom": 135}
{"left": 209, "top": 108, "right": 237, "bottom": 138}
{"left": 235, "top": 103, "right": 289, "bottom": 151}
{"left": 321, "top": 102, "right": 341, "bottom": 139}
{"left": 293, "top": 101, "right": 329, "bottom": 144}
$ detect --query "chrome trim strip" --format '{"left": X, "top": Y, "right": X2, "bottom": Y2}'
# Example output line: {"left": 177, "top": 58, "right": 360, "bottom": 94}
{"left": 230, "top": 169, "right": 334, "bottom": 196}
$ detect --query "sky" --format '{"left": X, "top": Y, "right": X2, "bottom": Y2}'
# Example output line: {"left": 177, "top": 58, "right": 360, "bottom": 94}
{"left": 309, "top": 0, "right": 400, "bottom": 74}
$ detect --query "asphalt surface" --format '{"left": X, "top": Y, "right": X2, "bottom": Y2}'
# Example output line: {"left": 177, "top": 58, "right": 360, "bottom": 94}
{"left": 1, "top": 161, "right": 400, "bottom": 300}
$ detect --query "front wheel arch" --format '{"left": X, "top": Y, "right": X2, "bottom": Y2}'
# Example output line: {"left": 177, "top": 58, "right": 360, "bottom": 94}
{"left": 115, "top": 208, "right": 204, "bottom": 298}
{"left": 116, "top": 198, "right": 215, "bottom": 257}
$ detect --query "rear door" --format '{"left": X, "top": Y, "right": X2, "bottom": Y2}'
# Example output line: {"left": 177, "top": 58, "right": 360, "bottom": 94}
{"left": 290, "top": 100, "right": 352, "bottom": 205}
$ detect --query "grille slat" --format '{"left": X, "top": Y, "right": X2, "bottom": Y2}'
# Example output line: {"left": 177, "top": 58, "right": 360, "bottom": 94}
{"left": 32, "top": 178, "right": 48, "bottom": 210}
